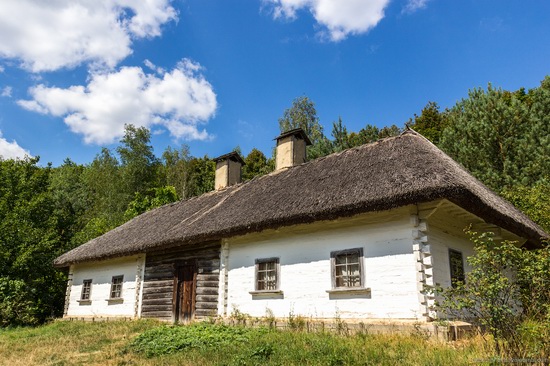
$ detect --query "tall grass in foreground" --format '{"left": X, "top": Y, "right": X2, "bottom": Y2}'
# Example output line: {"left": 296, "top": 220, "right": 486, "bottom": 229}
{"left": 0, "top": 320, "right": 494, "bottom": 366}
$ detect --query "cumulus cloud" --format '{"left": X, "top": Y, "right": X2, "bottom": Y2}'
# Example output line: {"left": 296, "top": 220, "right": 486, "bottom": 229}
{"left": 402, "top": 0, "right": 430, "bottom": 14}
{"left": 18, "top": 59, "right": 217, "bottom": 144}
{"left": 1, "top": 86, "right": 12, "bottom": 97}
{"left": 0, "top": 131, "right": 31, "bottom": 159}
{"left": 0, "top": 0, "right": 177, "bottom": 72}
{"left": 265, "top": 0, "right": 390, "bottom": 41}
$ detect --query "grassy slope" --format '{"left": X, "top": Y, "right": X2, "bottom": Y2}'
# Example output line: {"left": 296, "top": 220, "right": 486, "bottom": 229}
{"left": 0, "top": 320, "right": 489, "bottom": 366}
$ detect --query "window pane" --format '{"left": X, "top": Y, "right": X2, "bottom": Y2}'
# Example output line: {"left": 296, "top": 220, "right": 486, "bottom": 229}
{"left": 333, "top": 250, "right": 362, "bottom": 288}
{"left": 449, "top": 250, "right": 465, "bottom": 287}
{"left": 110, "top": 276, "right": 123, "bottom": 298}
{"left": 256, "top": 259, "right": 278, "bottom": 291}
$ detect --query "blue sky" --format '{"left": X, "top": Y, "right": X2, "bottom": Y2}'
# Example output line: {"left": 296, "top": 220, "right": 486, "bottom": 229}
{"left": 0, "top": 0, "right": 549, "bottom": 166}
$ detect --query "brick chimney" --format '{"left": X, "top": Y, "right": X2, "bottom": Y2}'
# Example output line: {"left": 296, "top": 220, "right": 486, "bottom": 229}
{"left": 275, "top": 128, "right": 312, "bottom": 171}
{"left": 214, "top": 152, "right": 245, "bottom": 190}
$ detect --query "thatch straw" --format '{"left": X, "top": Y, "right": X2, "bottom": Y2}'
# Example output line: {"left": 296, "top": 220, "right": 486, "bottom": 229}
{"left": 54, "top": 130, "right": 547, "bottom": 267}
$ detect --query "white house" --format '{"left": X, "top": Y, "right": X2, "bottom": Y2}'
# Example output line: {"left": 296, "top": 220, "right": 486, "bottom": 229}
{"left": 55, "top": 129, "right": 547, "bottom": 323}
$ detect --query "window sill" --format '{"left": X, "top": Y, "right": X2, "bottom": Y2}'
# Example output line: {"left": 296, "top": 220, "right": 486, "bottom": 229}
{"left": 77, "top": 300, "right": 92, "bottom": 305}
{"left": 249, "top": 290, "right": 284, "bottom": 296}
{"left": 326, "top": 287, "right": 371, "bottom": 295}
{"left": 105, "top": 298, "right": 124, "bottom": 304}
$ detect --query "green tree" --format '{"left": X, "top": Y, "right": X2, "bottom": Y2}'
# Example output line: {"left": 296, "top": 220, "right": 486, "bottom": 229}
{"left": 331, "top": 117, "right": 350, "bottom": 152}
{"left": 50, "top": 158, "right": 89, "bottom": 244}
{"left": 187, "top": 156, "right": 215, "bottom": 197}
{"left": 117, "top": 124, "right": 160, "bottom": 198}
{"left": 435, "top": 231, "right": 550, "bottom": 359}
{"left": 377, "top": 124, "right": 401, "bottom": 139}
{"left": 0, "top": 157, "right": 68, "bottom": 326}
{"left": 162, "top": 145, "right": 192, "bottom": 199}
{"left": 440, "top": 82, "right": 546, "bottom": 191}
{"left": 243, "top": 148, "right": 270, "bottom": 181}
{"left": 406, "top": 101, "right": 448, "bottom": 145}
{"left": 501, "top": 179, "right": 550, "bottom": 233}
{"left": 76, "top": 148, "right": 125, "bottom": 243}
{"left": 348, "top": 124, "right": 380, "bottom": 147}
{"left": 278, "top": 96, "right": 329, "bottom": 159}
{"left": 124, "top": 186, "right": 179, "bottom": 220}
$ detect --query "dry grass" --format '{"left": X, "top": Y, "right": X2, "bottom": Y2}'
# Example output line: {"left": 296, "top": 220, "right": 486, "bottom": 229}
{"left": 0, "top": 320, "right": 491, "bottom": 366}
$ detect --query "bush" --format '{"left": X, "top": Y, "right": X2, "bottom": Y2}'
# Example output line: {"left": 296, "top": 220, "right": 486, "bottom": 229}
{"left": 434, "top": 230, "right": 550, "bottom": 359}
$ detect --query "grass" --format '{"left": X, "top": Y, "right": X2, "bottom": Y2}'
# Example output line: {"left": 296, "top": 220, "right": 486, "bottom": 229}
{"left": 0, "top": 320, "right": 492, "bottom": 366}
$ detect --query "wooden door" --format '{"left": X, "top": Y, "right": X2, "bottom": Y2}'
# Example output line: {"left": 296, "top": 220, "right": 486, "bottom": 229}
{"left": 175, "top": 264, "right": 196, "bottom": 323}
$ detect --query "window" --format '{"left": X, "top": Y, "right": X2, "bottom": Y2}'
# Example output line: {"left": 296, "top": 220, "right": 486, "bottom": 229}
{"left": 110, "top": 275, "right": 124, "bottom": 299}
{"left": 331, "top": 248, "right": 364, "bottom": 289}
{"left": 255, "top": 258, "right": 279, "bottom": 291}
{"left": 449, "top": 249, "right": 465, "bottom": 287}
{"left": 81, "top": 279, "right": 92, "bottom": 301}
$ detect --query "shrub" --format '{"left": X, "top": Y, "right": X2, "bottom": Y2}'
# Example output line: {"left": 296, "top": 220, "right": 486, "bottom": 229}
{"left": 434, "top": 230, "right": 550, "bottom": 359}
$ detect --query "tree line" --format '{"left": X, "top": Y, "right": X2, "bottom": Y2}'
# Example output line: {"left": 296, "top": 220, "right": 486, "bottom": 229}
{"left": 1, "top": 76, "right": 549, "bottom": 326}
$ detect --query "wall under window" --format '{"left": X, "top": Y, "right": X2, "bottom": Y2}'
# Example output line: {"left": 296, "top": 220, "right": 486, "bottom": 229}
{"left": 225, "top": 207, "right": 420, "bottom": 320}
{"left": 66, "top": 255, "right": 145, "bottom": 318}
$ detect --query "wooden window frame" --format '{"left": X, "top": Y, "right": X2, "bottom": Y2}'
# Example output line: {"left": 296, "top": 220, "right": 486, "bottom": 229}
{"left": 249, "top": 257, "right": 282, "bottom": 295}
{"left": 109, "top": 275, "right": 124, "bottom": 300}
{"left": 449, "top": 249, "right": 465, "bottom": 287}
{"left": 78, "top": 279, "right": 92, "bottom": 304}
{"left": 327, "top": 248, "right": 370, "bottom": 294}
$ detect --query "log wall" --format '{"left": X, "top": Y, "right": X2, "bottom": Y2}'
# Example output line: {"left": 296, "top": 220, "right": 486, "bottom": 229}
{"left": 141, "top": 242, "right": 220, "bottom": 321}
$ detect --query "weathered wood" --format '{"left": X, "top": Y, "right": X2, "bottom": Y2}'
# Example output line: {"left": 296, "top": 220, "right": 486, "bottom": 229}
{"left": 142, "top": 292, "right": 172, "bottom": 300}
{"left": 195, "top": 301, "right": 218, "bottom": 310}
{"left": 144, "top": 271, "right": 173, "bottom": 281}
{"left": 196, "top": 274, "right": 219, "bottom": 282}
{"left": 196, "top": 287, "right": 218, "bottom": 296}
{"left": 199, "top": 267, "right": 220, "bottom": 274}
{"left": 141, "top": 305, "right": 172, "bottom": 313}
{"left": 195, "top": 309, "right": 217, "bottom": 318}
{"left": 197, "top": 259, "right": 220, "bottom": 267}
{"left": 141, "top": 311, "right": 173, "bottom": 318}
{"left": 141, "top": 242, "right": 220, "bottom": 321}
{"left": 142, "top": 286, "right": 173, "bottom": 294}
{"left": 195, "top": 295, "right": 218, "bottom": 303}
{"left": 142, "top": 280, "right": 173, "bottom": 288}
{"left": 196, "top": 280, "right": 219, "bottom": 288}
{"left": 141, "top": 298, "right": 173, "bottom": 306}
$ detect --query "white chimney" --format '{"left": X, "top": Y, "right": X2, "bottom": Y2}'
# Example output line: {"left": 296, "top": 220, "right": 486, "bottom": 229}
{"left": 275, "top": 128, "right": 312, "bottom": 171}
{"left": 214, "top": 152, "right": 245, "bottom": 190}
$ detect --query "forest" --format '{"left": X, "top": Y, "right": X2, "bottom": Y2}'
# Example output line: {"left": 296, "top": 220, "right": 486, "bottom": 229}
{"left": 0, "top": 76, "right": 549, "bottom": 327}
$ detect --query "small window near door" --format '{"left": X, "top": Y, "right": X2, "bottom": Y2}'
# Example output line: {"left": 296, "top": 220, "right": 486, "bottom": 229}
{"left": 331, "top": 248, "right": 363, "bottom": 288}
{"left": 110, "top": 275, "right": 124, "bottom": 299}
{"left": 255, "top": 258, "right": 279, "bottom": 291}
{"left": 81, "top": 279, "right": 92, "bottom": 301}
{"left": 449, "top": 249, "right": 465, "bottom": 287}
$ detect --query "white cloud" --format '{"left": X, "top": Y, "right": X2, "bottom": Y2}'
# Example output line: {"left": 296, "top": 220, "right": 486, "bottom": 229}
{"left": 0, "top": 131, "right": 31, "bottom": 159}
{"left": 1, "top": 86, "right": 12, "bottom": 97}
{"left": 0, "top": 0, "right": 177, "bottom": 72}
{"left": 18, "top": 59, "right": 217, "bottom": 144}
{"left": 265, "top": 0, "right": 390, "bottom": 41}
{"left": 402, "top": 0, "right": 429, "bottom": 14}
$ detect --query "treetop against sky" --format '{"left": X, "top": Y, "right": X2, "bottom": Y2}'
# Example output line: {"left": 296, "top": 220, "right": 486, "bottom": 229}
{"left": 0, "top": 0, "right": 549, "bottom": 165}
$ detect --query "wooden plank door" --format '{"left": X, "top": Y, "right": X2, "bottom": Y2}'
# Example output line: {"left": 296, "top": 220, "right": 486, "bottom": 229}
{"left": 175, "top": 264, "right": 196, "bottom": 323}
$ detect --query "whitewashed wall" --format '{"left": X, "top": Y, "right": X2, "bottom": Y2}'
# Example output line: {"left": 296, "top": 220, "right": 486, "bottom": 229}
{"left": 224, "top": 208, "right": 422, "bottom": 320}
{"left": 429, "top": 227, "right": 474, "bottom": 288}
{"left": 66, "top": 254, "right": 145, "bottom": 318}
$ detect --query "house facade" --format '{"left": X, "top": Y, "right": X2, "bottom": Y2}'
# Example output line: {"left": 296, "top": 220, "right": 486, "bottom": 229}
{"left": 57, "top": 129, "right": 547, "bottom": 323}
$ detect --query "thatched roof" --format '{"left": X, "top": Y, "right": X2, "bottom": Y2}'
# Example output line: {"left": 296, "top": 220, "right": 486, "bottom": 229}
{"left": 54, "top": 130, "right": 548, "bottom": 267}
